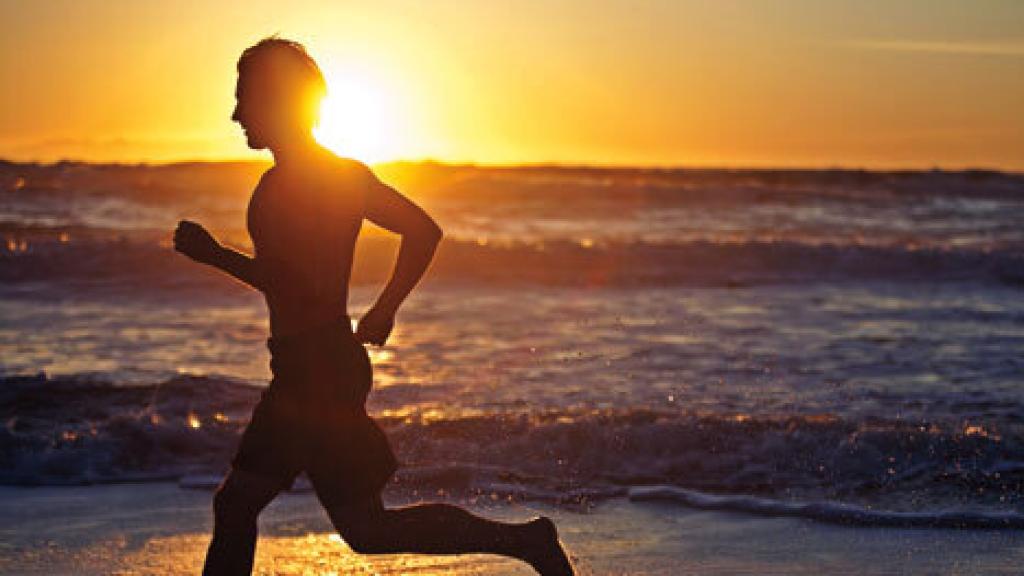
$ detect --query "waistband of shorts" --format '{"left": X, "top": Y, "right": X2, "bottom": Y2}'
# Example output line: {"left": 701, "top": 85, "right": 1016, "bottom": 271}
{"left": 266, "top": 315, "right": 355, "bottom": 355}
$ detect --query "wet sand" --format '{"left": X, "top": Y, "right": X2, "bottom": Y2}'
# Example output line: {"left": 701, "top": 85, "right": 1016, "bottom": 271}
{"left": 2, "top": 483, "right": 1024, "bottom": 575}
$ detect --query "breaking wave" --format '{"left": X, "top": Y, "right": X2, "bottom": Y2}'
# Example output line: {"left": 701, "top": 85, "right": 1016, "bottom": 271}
{"left": 2, "top": 234, "right": 1022, "bottom": 292}
{"left": 4, "top": 373, "right": 1023, "bottom": 524}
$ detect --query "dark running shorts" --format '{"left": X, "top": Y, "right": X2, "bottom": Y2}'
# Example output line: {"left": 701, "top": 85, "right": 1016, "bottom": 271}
{"left": 231, "top": 317, "right": 398, "bottom": 507}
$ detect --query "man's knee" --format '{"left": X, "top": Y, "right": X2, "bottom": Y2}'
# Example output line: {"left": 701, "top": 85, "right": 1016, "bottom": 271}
{"left": 343, "top": 525, "right": 383, "bottom": 553}
{"left": 331, "top": 508, "right": 386, "bottom": 553}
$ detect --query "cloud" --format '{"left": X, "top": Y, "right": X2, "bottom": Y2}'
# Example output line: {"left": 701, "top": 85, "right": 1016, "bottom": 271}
{"left": 848, "top": 39, "right": 1024, "bottom": 58}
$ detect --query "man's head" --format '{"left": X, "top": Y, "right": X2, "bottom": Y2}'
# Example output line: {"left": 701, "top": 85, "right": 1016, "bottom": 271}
{"left": 232, "top": 37, "right": 327, "bottom": 150}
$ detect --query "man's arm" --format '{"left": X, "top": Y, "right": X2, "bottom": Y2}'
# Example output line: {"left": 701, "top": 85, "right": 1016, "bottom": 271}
{"left": 356, "top": 177, "right": 443, "bottom": 345}
{"left": 208, "top": 244, "right": 265, "bottom": 292}
{"left": 174, "top": 220, "right": 265, "bottom": 292}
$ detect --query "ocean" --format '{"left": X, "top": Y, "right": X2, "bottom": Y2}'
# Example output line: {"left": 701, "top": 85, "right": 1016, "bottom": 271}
{"left": 2, "top": 159, "right": 1023, "bottom": 529}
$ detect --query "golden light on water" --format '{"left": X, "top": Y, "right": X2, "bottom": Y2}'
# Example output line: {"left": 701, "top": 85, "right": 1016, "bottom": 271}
{"left": 964, "top": 424, "right": 1000, "bottom": 441}
{"left": 368, "top": 348, "right": 394, "bottom": 363}
{"left": 187, "top": 412, "right": 201, "bottom": 429}
{"left": 314, "top": 67, "right": 401, "bottom": 163}
{"left": 23, "top": 532, "right": 524, "bottom": 574}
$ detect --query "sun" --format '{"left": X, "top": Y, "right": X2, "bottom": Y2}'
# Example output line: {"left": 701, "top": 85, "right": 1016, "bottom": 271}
{"left": 313, "top": 69, "right": 399, "bottom": 163}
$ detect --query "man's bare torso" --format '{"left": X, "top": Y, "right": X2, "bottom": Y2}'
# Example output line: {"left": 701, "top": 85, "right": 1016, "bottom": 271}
{"left": 247, "top": 151, "right": 367, "bottom": 337}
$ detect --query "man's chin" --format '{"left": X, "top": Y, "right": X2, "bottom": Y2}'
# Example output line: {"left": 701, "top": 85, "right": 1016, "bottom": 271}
{"left": 245, "top": 135, "right": 267, "bottom": 150}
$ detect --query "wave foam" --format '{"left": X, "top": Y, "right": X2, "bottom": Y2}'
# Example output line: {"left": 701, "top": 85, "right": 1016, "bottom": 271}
{"left": 629, "top": 485, "right": 1024, "bottom": 529}
{"left": 4, "top": 374, "right": 1024, "bottom": 520}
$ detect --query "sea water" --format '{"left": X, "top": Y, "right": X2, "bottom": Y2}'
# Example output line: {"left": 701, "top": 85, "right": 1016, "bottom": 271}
{"left": 1, "top": 161, "right": 1022, "bottom": 525}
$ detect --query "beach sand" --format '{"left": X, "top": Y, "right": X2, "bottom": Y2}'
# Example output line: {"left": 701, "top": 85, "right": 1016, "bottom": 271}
{"left": 2, "top": 483, "right": 1023, "bottom": 575}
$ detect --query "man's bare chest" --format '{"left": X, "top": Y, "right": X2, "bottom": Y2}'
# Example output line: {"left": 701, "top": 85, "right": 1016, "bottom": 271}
{"left": 246, "top": 176, "right": 360, "bottom": 254}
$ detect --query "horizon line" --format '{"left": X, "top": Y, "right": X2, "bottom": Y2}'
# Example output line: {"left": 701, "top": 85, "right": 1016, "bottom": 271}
{"left": 2, "top": 155, "right": 1022, "bottom": 176}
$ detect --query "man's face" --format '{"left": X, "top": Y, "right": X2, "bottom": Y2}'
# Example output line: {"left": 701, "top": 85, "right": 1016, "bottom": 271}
{"left": 231, "top": 74, "right": 272, "bottom": 150}
{"left": 232, "top": 69, "right": 317, "bottom": 150}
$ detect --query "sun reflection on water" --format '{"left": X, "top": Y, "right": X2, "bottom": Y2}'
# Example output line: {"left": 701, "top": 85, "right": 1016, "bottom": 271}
{"left": 26, "top": 532, "right": 527, "bottom": 575}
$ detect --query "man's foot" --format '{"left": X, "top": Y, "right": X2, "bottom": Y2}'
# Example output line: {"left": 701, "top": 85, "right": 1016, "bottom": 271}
{"left": 521, "top": 516, "right": 575, "bottom": 576}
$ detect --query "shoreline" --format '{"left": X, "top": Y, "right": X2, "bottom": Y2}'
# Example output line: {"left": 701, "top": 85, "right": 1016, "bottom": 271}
{"left": 3, "top": 483, "right": 1024, "bottom": 575}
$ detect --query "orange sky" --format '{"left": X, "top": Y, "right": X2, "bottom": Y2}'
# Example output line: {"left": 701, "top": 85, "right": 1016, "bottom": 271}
{"left": 1, "top": 0, "right": 1022, "bottom": 169}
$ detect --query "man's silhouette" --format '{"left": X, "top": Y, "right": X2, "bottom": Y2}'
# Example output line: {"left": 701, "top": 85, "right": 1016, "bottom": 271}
{"left": 173, "top": 38, "right": 574, "bottom": 575}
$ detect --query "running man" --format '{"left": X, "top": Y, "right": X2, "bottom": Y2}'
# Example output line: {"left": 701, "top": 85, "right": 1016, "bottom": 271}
{"left": 173, "top": 37, "right": 574, "bottom": 575}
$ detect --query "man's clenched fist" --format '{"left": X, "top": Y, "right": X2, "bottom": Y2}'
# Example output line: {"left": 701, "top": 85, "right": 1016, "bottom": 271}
{"left": 355, "top": 306, "right": 395, "bottom": 346}
{"left": 174, "top": 220, "right": 221, "bottom": 265}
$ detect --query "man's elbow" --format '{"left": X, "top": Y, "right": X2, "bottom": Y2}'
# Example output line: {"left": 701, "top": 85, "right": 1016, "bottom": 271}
{"left": 400, "top": 220, "right": 442, "bottom": 246}
{"left": 420, "top": 221, "right": 443, "bottom": 245}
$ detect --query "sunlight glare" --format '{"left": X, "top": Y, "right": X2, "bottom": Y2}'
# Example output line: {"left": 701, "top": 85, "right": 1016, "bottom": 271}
{"left": 314, "top": 68, "right": 399, "bottom": 163}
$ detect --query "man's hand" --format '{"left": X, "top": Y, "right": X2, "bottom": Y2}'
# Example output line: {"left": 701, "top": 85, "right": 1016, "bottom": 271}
{"left": 174, "top": 220, "right": 222, "bottom": 265}
{"left": 355, "top": 306, "right": 395, "bottom": 346}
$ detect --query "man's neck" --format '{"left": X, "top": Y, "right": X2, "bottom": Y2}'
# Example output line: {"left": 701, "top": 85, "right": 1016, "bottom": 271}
{"left": 270, "top": 134, "right": 321, "bottom": 169}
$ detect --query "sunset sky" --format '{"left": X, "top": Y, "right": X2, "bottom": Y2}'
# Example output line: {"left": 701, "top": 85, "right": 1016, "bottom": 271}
{"left": 1, "top": 0, "right": 1022, "bottom": 169}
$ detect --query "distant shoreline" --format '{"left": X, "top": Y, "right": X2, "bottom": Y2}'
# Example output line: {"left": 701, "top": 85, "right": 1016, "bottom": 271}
{"left": 2, "top": 156, "right": 1022, "bottom": 178}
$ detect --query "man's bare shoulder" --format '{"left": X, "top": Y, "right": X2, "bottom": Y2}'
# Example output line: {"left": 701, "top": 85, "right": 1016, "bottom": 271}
{"left": 309, "top": 150, "right": 377, "bottom": 213}
{"left": 316, "top": 150, "right": 375, "bottom": 184}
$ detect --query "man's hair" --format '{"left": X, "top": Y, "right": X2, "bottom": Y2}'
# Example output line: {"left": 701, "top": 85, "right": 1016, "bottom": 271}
{"left": 237, "top": 37, "right": 327, "bottom": 128}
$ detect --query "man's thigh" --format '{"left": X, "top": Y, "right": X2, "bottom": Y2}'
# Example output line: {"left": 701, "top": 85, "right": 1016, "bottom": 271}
{"left": 214, "top": 469, "right": 287, "bottom": 517}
